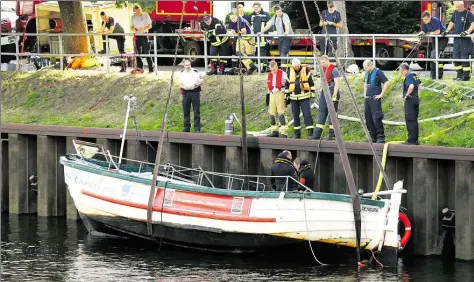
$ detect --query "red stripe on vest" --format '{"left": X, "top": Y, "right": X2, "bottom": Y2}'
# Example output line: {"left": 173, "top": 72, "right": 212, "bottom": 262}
{"left": 267, "top": 69, "right": 283, "bottom": 91}
{"left": 322, "top": 64, "right": 335, "bottom": 83}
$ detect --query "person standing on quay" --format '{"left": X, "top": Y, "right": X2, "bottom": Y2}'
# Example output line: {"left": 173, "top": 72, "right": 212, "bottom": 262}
{"left": 179, "top": 60, "right": 203, "bottom": 133}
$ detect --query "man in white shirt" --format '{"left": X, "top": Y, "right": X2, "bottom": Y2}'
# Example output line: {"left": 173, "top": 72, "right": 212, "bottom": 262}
{"left": 179, "top": 60, "right": 204, "bottom": 133}
{"left": 131, "top": 5, "right": 154, "bottom": 73}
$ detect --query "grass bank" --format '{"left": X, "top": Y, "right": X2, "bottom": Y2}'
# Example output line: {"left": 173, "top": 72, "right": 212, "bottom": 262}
{"left": 1, "top": 70, "right": 473, "bottom": 147}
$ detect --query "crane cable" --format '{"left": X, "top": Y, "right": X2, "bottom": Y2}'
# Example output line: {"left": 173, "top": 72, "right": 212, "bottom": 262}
{"left": 311, "top": 1, "right": 393, "bottom": 193}
{"left": 146, "top": 1, "right": 187, "bottom": 245}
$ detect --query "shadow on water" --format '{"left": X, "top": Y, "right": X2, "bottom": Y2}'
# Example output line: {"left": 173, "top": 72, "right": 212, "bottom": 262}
{"left": 2, "top": 214, "right": 474, "bottom": 282}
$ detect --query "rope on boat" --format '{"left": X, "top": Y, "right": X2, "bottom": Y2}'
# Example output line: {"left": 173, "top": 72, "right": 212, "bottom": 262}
{"left": 371, "top": 141, "right": 404, "bottom": 200}
{"left": 146, "top": 1, "right": 187, "bottom": 242}
{"left": 302, "top": 191, "right": 327, "bottom": 266}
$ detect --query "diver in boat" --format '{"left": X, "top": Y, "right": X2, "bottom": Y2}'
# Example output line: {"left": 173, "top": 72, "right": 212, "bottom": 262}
{"left": 270, "top": 150, "right": 297, "bottom": 191}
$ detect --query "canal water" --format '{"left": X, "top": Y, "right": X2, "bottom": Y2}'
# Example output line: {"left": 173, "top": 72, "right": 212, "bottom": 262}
{"left": 1, "top": 215, "right": 473, "bottom": 282}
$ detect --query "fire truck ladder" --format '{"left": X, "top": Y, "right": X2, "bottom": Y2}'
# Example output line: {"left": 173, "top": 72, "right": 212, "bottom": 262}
{"left": 423, "top": 80, "right": 474, "bottom": 100}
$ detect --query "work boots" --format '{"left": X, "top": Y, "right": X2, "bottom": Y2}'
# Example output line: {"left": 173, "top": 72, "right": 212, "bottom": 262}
{"left": 268, "top": 131, "right": 279, "bottom": 137}
{"left": 454, "top": 69, "right": 463, "bottom": 81}
{"left": 309, "top": 128, "right": 322, "bottom": 140}
{"left": 119, "top": 61, "right": 127, "bottom": 73}
{"left": 307, "top": 128, "right": 314, "bottom": 137}
{"left": 247, "top": 63, "right": 257, "bottom": 75}
{"left": 293, "top": 130, "right": 301, "bottom": 139}
{"left": 462, "top": 72, "right": 471, "bottom": 81}
{"left": 207, "top": 62, "right": 217, "bottom": 75}
{"left": 218, "top": 62, "right": 225, "bottom": 75}
{"left": 328, "top": 129, "right": 336, "bottom": 140}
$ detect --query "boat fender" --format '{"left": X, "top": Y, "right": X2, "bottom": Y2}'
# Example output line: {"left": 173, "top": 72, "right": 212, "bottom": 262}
{"left": 399, "top": 212, "right": 412, "bottom": 249}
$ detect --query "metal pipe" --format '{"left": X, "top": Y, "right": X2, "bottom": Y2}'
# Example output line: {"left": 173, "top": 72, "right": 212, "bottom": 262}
{"left": 118, "top": 96, "right": 134, "bottom": 165}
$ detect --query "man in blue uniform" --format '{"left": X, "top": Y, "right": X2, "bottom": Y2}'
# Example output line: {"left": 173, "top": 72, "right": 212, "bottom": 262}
{"left": 319, "top": 1, "right": 342, "bottom": 58}
{"left": 419, "top": 11, "right": 447, "bottom": 79}
{"left": 399, "top": 63, "right": 420, "bottom": 145}
{"left": 445, "top": 1, "right": 474, "bottom": 81}
{"left": 363, "top": 60, "right": 390, "bottom": 143}
{"left": 250, "top": 2, "right": 271, "bottom": 72}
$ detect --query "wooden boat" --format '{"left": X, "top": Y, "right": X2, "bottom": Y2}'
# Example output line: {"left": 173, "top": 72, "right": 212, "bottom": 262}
{"left": 60, "top": 140, "right": 407, "bottom": 265}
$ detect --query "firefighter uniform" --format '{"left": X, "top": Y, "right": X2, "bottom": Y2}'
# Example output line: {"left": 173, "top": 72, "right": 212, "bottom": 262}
{"left": 285, "top": 60, "right": 315, "bottom": 139}
{"left": 298, "top": 160, "right": 315, "bottom": 190}
{"left": 250, "top": 10, "right": 271, "bottom": 72}
{"left": 229, "top": 16, "right": 258, "bottom": 74}
{"left": 421, "top": 16, "right": 447, "bottom": 79}
{"left": 403, "top": 72, "right": 420, "bottom": 145}
{"left": 310, "top": 63, "right": 341, "bottom": 140}
{"left": 448, "top": 9, "right": 474, "bottom": 81}
{"left": 270, "top": 152, "right": 297, "bottom": 191}
{"left": 201, "top": 15, "right": 230, "bottom": 75}
{"left": 364, "top": 67, "right": 388, "bottom": 143}
{"left": 267, "top": 68, "right": 288, "bottom": 137}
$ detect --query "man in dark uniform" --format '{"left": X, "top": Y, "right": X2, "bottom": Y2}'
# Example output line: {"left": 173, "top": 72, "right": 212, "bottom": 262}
{"left": 319, "top": 1, "right": 342, "bottom": 58}
{"left": 399, "top": 63, "right": 420, "bottom": 145}
{"left": 285, "top": 58, "right": 315, "bottom": 139}
{"left": 179, "top": 60, "right": 204, "bottom": 133}
{"left": 309, "top": 55, "right": 341, "bottom": 140}
{"left": 419, "top": 11, "right": 447, "bottom": 79}
{"left": 363, "top": 59, "right": 390, "bottom": 143}
{"left": 298, "top": 160, "right": 315, "bottom": 190}
{"left": 250, "top": 2, "right": 271, "bottom": 72}
{"left": 270, "top": 150, "right": 297, "bottom": 191}
{"left": 201, "top": 14, "right": 229, "bottom": 75}
{"left": 98, "top": 11, "right": 127, "bottom": 72}
{"left": 445, "top": 1, "right": 474, "bottom": 81}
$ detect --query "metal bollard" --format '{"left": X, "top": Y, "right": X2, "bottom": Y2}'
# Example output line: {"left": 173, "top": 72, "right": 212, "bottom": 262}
{"left": 224, "top": 114, "right": 234, "bottom": 135}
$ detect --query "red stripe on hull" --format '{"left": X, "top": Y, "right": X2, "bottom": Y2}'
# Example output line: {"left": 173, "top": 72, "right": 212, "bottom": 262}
{"left": 81, "top": 190, "right": 276, "bottom": 223}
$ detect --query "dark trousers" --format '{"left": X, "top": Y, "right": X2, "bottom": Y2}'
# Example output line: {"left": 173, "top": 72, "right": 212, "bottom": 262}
{"left": 320, "top": 36, "right": 338, "bottom": 57}
{"left": 210, "top": 40, "right": 230, "bottom": 64}
{"left": 102, "top": 35, "right": 125, "bottom": 54}
{"left": 278, "top": 37, "right": 292, "bottom": 67}
{"left": 315, "top": 91, "right": 339, "bottom": 137}
{"left": 291, "top": 98, "right": 313, "bottom": 133}
{"left": 364, "top": 98, "right": 385, "bottom": 141}
{"left": 428, "top": 37, "right": 448, "bottom": 79}
{"left": 404, "top": 97, "right": 419, "bottom": 144}
{"left": 453, "top": 38, "right": 471, "bottom": 79}
{"left": 256, "top": 44, "right": 269, "bottom": 70}
{"left": 135, "top": 35, "right": 154, "bottom": 71}
{"left": 183, "top": 91, "right": 201, "bottom": 131}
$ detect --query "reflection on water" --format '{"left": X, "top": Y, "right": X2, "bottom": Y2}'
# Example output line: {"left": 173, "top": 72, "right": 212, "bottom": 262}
{"left": 1, "top": 215, "right": 473, "bottom": 281}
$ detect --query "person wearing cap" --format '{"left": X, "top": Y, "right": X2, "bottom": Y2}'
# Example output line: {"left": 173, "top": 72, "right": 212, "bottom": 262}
{"left": 362, "top": 59, "right": 389, "bottom": 143}
{"left": 250, "top": 2, "right": 271, "bottom": 72}
{"left": 445, "top": 1, "right": 474, "bottom": 81}
{"left": 98, "top": 11, "right": 127, "bottom": 72}
{"left": 319, "top": 1, "right": 342, "bottom": 58}
{"left": 131, "top": 5, "right": 154, "bottom": 73}
{"left": 228, "top": 12, "right": 258, "bottom": 75}
{"left": 309, "top": 55, "right": 341, "bottom": 140}
{"left": 266, "top": 60, "right": 288, "bottom": 138}
{"left": 285, "top": 58, "right": 315, "bottom": 139}
{"left": 201, "top": 14, "right": 229, "bottom": 75}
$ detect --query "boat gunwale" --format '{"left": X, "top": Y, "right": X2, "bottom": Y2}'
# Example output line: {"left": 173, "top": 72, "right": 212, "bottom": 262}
{"left": 60, "top": 156, "right": 386, "bottom": 208}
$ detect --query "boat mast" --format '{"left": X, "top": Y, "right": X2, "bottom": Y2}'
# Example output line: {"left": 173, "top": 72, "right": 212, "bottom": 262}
{"left": 301, "top": 2, "right": 362, "bottom": 263}
{"left": 146, "top": 3, "right": 187, "bottom": 239}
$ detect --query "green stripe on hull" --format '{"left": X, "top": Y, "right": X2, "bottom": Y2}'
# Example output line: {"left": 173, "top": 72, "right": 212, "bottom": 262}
{"left": 60, "top": 157, "right": 385, "bottom": 208}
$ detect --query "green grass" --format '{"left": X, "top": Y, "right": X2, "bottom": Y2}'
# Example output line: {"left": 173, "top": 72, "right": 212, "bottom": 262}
{"left": 1, "top": 70, "right": 474, "bottom": 148}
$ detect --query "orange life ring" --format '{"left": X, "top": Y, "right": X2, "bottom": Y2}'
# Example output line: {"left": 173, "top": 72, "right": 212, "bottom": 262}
{"left": 399, "top": 211, "right": 412, "bottom": 248}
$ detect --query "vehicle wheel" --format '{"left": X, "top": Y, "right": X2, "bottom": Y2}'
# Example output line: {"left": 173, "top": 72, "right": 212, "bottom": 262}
{"left": 375, "top": 45, "right": 395, "bottom": 70}
{"left": 183, "top": 41, "right": 202, "bottom": 67}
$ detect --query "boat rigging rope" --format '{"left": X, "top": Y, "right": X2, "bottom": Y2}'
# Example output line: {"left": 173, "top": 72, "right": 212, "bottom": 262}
{"left": 302, "top": 192, "right": 327, "bottom": 266}
{"left": 301, "top": 1, "right": 362, "bottom": 265}
{"left": 146, "top": 1, "right": 187, "bottom": 242}
{"left": 311, "top": 0, "right": 392, "bottom": 192}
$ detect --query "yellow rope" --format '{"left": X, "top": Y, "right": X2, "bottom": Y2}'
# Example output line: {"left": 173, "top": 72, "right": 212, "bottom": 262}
{"left": 371, "top": 141, "right": 403, "bottom": 200}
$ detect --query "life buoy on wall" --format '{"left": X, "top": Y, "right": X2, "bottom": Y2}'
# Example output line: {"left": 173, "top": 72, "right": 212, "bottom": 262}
{"left": 399, "top": 211, "right": 412, "bottom": 248}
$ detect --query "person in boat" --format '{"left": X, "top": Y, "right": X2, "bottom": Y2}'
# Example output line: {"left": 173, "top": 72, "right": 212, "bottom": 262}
{"left": 309, "top": 55, "right": 341, "bottom": 140}
{"left": 399, "top": 63, "right": 421, "bottom": 145}
{"left": 98, "top": 11, "right": 127, "bottom": 73}
{"left": 270, "top": 150, "right": 297, "bottom": 191}
{"left": 201, "top": 14, "right": 229, "bottom": 76}
{"left": 297, "top": 160, "right": 315, "bottom": 190}
{"left": 362, "top": 59, "right": 389, "bottom": 144}
{"left": 285, "top": 57, "right": 315, "bottom": 139}
{"left": 179, "top": 60, "right": 204, "bottom": 133}
{"left": 228, "top": 12, "right": 258, "bottom": 75}
{"left": 266, "top": 60, "right": 289, "bottom": 138}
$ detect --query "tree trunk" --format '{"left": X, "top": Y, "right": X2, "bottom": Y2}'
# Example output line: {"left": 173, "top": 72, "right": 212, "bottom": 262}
{"left": 57, "top": 1, "right": 88, "bottom": 54}
{"left": 333, "top": 1, "right": 355, "bottom": 68}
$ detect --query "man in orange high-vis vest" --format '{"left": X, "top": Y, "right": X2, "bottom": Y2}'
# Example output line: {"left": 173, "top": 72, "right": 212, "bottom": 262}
{"left": 266, "top": 61, "right": 288, "bottom": 138}
{"left": 309, "top": 55, "right": 341, "bottom": 140}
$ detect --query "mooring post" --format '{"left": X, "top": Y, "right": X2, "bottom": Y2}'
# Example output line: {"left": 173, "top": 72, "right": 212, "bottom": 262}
{"left": 455, "top": 160, "right": 474, "bottom": 260}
